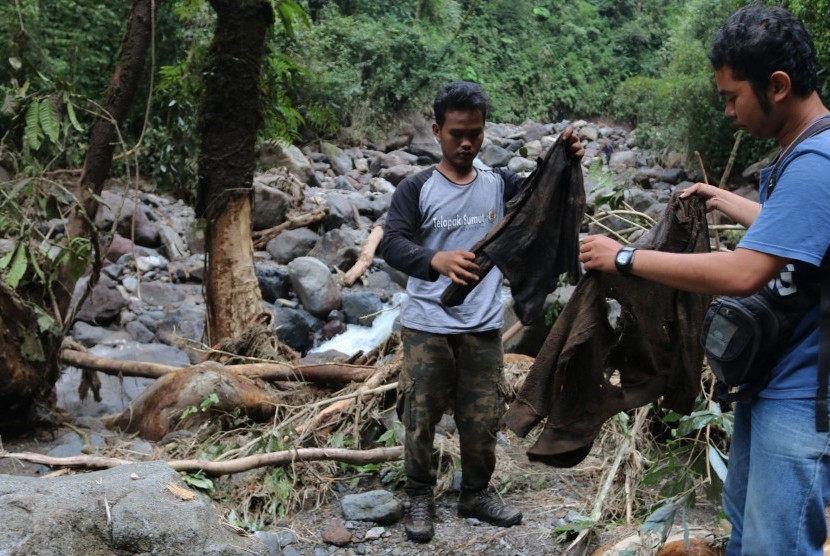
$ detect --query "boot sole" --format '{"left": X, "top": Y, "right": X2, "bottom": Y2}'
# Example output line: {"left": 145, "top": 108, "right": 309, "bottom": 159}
{"left": 405, "top": 529, "right": 434, "bottom": 543}
{"left": 457, "top": 508, "right": 522, "bottom": 527}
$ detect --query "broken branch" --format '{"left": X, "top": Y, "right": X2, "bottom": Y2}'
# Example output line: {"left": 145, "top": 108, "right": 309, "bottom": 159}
{"left": 342, "top": 225, "right": 384, "bottom": 286}
{"left": 252, "top": 208, "right": 329, "bottom": 249}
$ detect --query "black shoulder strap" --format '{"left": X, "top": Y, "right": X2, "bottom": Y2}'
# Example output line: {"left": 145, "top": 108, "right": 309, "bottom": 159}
{"left": 817, "top": 262, "right": 830, "bottom": 431}
{"left": 769, "top": 114, "right": 830, "bottom": 196}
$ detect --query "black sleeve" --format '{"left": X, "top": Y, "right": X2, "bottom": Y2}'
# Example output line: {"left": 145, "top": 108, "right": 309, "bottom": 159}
{"left": 497, "top": 167, "right": 524, "bottom": 203}
{"left": 380, "top": 168, "right": 441, "bottom": 282}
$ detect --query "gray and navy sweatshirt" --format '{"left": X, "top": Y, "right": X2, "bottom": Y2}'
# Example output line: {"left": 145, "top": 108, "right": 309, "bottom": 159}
{"left": 381, "top": 166, "right": 523, "bottom": 334}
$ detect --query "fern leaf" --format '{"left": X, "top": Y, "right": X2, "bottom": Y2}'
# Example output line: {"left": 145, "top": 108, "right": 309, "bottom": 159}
{"left": 25, "top": 101, "right": 43, "bottom": 151}
{"left": 39, "top": 98, "right": 60, "bottom": 143}
{"left": 64, "top": 95, "right": 84, "bottom": 132}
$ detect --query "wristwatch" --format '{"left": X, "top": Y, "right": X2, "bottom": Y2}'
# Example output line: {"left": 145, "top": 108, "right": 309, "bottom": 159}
{"left": 614, "top": 246, "right": 637, "bottom": 276}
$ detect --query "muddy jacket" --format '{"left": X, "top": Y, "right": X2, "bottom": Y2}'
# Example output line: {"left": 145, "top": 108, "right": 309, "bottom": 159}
{"left": 504, "top": 195, "right": 711, "bottom": 467}
{"left": 441, "top": 133, "right": 586, "bottom": 324}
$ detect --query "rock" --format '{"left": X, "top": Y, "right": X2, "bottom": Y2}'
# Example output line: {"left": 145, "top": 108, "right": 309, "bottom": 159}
{"left": 158, "top": 222, "right": 189, "bottom": 260}
{"left": 610, "top": 150, "right": 641, "bottom": 170}
{"left": 268, "top": 140, "right": 318, "bottom": 186}
{"left": 308, "top": 228, "right": 360, "bottom": 271}
{"left": 321, "top": 142, "right": 354, "bottom": 176}
{"left": 95, "top": 190, "right": 161, "bottom": 248}
{"left": 256, "top": 260, "right": 291, "bottom": 304}
{"left": 272, "top": 306, "right": 314, "bottom": 353}
{"left": 322, "top": 518, "right": 353, "bottom": 546}
{"left": 507, "top": 156, "right": 537, "bottom": 174}
{"left": 478, "top": 144, "right": 513, "bottom": 168}
{"left": 253, "top": 181, "right": 293, "bottom": 230}
{"left": 70, "top": 321, "right": 115, "bottom": 347}
{"left": 138, "top": 282, "right": 188, "bottom": 307}
{"left": 168, "top": 253, "right": 206, "bottom": 283}
{"left": 342, "top": 291, "right": 383, "bottom": 326}
{"left": 266, "top": 227, "right": 320, "bottom": 264}
{"left": 340, "top": 490, "right": 403, "bottom": 524}
{"left": 322, "top": 309, "right": 347, "bottom": 340}
{"left": 287, "top": 256, "right": 342, "bottom": 318}
{"left": 380, "top": 164, "right": 423, "bottom": 186}
{"left": 126, "top": 320, "right": 155, "bottom": 343}
{"left": 253, "top": 531, "right": 282, "bottom": 556}
{"left": 0, "top": 461, "right": 267, "bottom": 555}
{"left": 74, "top": 274, "right": 128, "bottom": 326}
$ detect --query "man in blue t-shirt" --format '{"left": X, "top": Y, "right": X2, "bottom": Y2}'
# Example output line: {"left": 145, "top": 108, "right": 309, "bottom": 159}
{"left": 381, "top": 81, "right": 584, "bottom": 543}
{"left": 579, "top": 6, "right": 830, "bottom": 555}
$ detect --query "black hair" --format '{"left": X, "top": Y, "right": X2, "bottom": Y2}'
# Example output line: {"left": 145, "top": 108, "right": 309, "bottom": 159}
{"left": 709, "top": 5, "right": 818, "bottom": 111}
{"left": 433, "top": 81, "right": 490, "bottom": 127}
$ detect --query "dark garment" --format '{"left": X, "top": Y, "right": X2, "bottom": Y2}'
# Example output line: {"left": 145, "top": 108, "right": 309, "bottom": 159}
{"left": 397, "top": 327, "right": 506, "bottom": 495}
{"left": 505, "top": 195, "right": 712, "bottom": 467}
{"left": 441, "top": 133, "right": 586, "bottom": 324}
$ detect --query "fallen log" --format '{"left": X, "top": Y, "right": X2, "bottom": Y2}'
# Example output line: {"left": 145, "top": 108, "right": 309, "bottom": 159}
{"left": 0, "top": 446, "right": 403, "bottom": 476}
{"left": 342, "top": 225, "right": 384, "bottom": 287}
{"left": 252, "top": 208, "right": 329, "bottom": 249}
{"left": 60, "top": 349, "right": 377, "bottom": 383}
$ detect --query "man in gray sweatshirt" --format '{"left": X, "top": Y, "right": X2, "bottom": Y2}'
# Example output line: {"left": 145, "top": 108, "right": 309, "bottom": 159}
{"left": 381, "top": 81, "right": 584, "bottom": 542}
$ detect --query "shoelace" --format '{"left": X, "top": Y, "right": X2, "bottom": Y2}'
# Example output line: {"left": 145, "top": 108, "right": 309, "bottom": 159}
{"left": 409, "top": 496, "right": 432, "bottom": 520}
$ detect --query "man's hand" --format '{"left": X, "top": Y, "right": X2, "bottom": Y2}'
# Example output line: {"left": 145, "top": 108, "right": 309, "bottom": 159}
{"left": 679, "top": 182, "right": 722, "bottom": 212}
{"left": 431, "top": 250, "right": 480, "bottom": 285}
{"left": 561, "top": 126, "right": 586, "bottom": 159}
{"left": 579, "top": 235, "right": 624, "bottom": 273}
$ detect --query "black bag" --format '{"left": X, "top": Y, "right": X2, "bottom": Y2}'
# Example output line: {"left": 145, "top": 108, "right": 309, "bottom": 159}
{"left": 701, "top": 286, "right": 815, "bottom": 387}
{"left": 700, "top": 115, "right": 830, "bottom": 394}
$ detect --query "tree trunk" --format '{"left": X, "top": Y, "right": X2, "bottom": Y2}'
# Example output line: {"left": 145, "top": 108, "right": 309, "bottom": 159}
{"left": 60, "top": 0, "right": 156, "bottom": 320}
{"left": 198, "top": 0, "right": 273, "bottom": 344}
{"left": 0, "top": 0, "right": 155, "bottom": 429}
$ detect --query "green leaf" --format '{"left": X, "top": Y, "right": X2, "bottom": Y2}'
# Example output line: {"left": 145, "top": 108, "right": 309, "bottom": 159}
{"left": 182, "top": 470, "right": 214, "bottom": 492}
{"left": 5, "top": 242, "right": 27, "bottom": 288}
{"left": 532, "top": 6, "right": 551, "bottom": 19}
{"left": 25, "top": 101, "right": 43, "bottom": 151}
{"left": 39, "top": 98, "right": 60, "bottom": 143}
{"left": 708, "top": 442, "right": 728, "bottom": 482}
{"left": 64, "top": 95, "right": 84, "bottom": 132}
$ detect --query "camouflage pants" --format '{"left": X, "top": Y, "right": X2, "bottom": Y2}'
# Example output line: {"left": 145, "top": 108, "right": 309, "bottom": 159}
{"left": 397, "top": 327, "right": 506, "bottom": 496}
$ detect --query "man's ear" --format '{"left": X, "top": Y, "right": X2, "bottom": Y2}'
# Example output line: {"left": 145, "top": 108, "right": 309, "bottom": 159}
{"left": 769, "top": 71, "right": 792, "bottom": 102}
{"left": 432, "top": 122, "right": 440, "bottom": 138}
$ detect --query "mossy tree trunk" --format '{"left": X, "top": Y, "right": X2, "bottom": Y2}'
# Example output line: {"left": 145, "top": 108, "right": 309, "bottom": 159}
{"left": 198, "top": 0, "right": 273, "bottom": 344}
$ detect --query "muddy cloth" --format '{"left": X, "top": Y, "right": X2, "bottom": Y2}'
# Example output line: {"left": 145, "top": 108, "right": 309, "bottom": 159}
{"left": 504, "top": 195, "right": 711, "bottom": 467}
{"left": 441, "top": 133, "right": 586, "bottom": 324}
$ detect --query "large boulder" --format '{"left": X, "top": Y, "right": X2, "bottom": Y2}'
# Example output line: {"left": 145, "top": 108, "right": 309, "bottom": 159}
{"left": 0, "top": 461, "right": 267, "bottom": 555}
{"left": 287, "top": 256, "right": 342, "bottom": 318}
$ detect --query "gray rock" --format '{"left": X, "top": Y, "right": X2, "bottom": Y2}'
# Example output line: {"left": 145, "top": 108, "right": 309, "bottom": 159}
{"left": 340, "top": 490, "right": 403, "bottom": 524}
{"left": 95, "top": 190, "right": 161, "bottom": 248}
{"left": 268, "top": 141, "right": 317, "bottom": 186}
{"left": 272, "top": 306, "right": 314, "bottom": 353}
{"left": 158, "top": 222, "right": 189, "bottom": 260}
{"left": 507, "top": 156, "right": 537, "bottom": 174}
{"left": 0, "top": 461, "right": 267, "bottom": 555}
{"left": 321, "top": 142, "right": 354, "bottom": 176}
{"left": 256, "top": 260, "right": 291, "bottom": 304}
{"left": 253, "top": 531, "right": 282, "bottom": 556}
{"left": 308, "top": 228, "right": 361, "bottom": 271}
{"left": 342, "top": 291, "right": 383, "bottom": 326}
{"left": 126, "top": 320, "right": 156, "bottom": 343}
{"left": 380, "top": 164, "right": 422, "bottom": 186}
{"left": 478, "top": 144, "right": 513, "bottom": 168}
{"left": 138, "top": 282, "right": 187, "bottom": 307}
{"left": 70, "top": 321, "right": 113, "bottom": 347}
{"left": 253, "top": 182, "right": 293, "bottom": 230}
{"left": 610, "top": 150, "right": 641, "bottom": 170}
{"left": 168, "top": 253, "right": 206, "bottom": 283}
{"left": 74, "top": 274, "right": 128, "bottom": 326}
{"left": 287, "top": 257, "right": 342, "bottom": 318}
{"left": 266, "top": 227, "right": 320, "bottom": 265}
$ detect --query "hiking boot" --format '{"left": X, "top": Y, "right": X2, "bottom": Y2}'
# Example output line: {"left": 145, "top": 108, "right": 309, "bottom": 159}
{"left": 405, "top": 493, "right": 435, "bottom": 542}
{"left": 457, "top": 489, "right": 522, "bottom": 527}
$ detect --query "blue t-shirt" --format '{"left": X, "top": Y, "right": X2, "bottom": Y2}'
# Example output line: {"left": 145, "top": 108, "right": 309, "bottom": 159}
{"left": 738, "top": 120, "right": 830, "bottom": 399}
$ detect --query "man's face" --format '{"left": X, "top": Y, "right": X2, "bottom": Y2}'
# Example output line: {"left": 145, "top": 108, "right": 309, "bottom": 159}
{"left": 715, "top": 65, "right": 775, "bottom": 139}
{"left": 433, "top": 109, "right": 485, "bottom": 172}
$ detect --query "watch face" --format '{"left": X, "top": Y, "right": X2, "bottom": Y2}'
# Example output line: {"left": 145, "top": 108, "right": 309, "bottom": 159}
{"left": 616, "top": 250, "right": 632, "bottom": 265}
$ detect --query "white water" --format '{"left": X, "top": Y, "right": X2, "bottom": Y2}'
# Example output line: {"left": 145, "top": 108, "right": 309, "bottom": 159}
{"left": 309, "top": 293, "right": 406, "bottom": 356}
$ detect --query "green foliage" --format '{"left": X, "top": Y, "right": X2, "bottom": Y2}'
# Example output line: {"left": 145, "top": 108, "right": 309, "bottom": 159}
{"left": 182, "top": 470, "right": 215, "bottom": 492}
{"left": 644, "top": 399, "right": 732, "bottom": 504}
